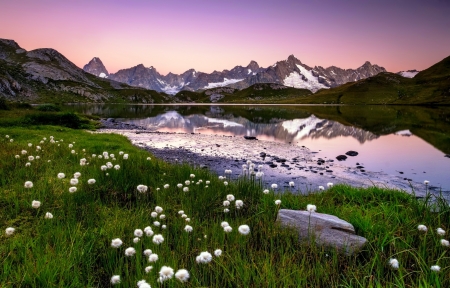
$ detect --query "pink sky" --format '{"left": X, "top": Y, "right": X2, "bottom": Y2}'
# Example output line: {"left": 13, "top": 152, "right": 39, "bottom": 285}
{"left": 1, "top": 0, "right": 449, "bottom": 75}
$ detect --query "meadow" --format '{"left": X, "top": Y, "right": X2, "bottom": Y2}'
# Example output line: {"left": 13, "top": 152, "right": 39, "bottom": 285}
{"left": 1, "top": 110, "right": 449, "bottom": 287}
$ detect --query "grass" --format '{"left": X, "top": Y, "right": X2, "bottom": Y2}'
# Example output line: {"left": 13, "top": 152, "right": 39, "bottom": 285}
{"left": 0, "top": 122, "right": 449, "bottom": 287}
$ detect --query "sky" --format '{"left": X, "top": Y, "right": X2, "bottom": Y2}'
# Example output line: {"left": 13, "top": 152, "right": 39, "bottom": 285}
{"left": 1, "top": 0, "right": 449, "bottom": 75}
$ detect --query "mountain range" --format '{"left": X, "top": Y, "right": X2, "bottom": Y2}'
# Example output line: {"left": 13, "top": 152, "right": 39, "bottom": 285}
{"left": 83, "top": 54, "right": 386, "bottom": 94}
{"left": 1, "top": 38, "right": 448, "bottom": 105}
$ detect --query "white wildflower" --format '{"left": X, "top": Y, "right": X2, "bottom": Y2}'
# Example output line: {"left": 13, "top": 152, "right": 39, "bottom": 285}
{"left": 31, "top": 200, "right": 41, "bottom": 209}
{"left": 437, "top": 228, "right": 446, "bottom": 236}
{"left": 134, "top": 229, "right": 143, "bottom": 237}
{"left": 226, "top": 194, "right": 235, "bottom": 201}
{"left": 238, "top": 224, "right": 250, "bottom": 235}
{"left": 137, "top": 184, "right": 148, "bottom": 193}
{"left": 158, "top": 266, "right": 174, "bottom": 282}
{"left": 389, "top": 258, "right": 399, "bottom": 269}
{"left": 145, "top": 266, "right": 153, "bottom": 273}
{"left": 175, "top": 269, "right": 190, "bottom": 282}
{"left": 87, "top": 179, "right": 96, "bottom": 184}
{"left": 431, "top": 265, "right": 441, "bottom": 272}
{"left": 214, "top": 249, "right": 222, "bottom": 257}
{"left": 148, "top": 253, "right": 159, "bottom": 262}
{"left": 124, "top": 247, "right": 136, "bottom": 256}
{"left": 196, "top": 251, "right": 212, "bottom": 264}
{"left": 307, "top": 204, "right": 317, "bottom": 212}
{"left": 5, "top": 227, "right": 15, "bottom": 236}
{"left": 24, "top": 181, "right": 33, "bottom": 188}
{"left": 418, "top": 224, "right": 428, "bottom": 232}
{"left": 152, "top": 234, "right": 164, "bottom": 244}
{"left": 224, "top": 226, "right": 232, "bottom": 233}
{"left": 44, "top": 212, "right": 53, "bottom": 219}
{"left": 184, "top": 225, "right": 193, "bottom": 232}
{"left": 69, "top": 187, "right": 77, "bottom": 193}
{"left": 111, "top": 238, "right": 123, "bottom": 248}
{"left": 110, "top": 275, "right": 120, "bottom": 285}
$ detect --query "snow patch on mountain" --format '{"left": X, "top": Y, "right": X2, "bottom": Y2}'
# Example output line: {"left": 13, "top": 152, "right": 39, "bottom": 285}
{"left": 399, "top": 71, "right": 419, "bottom": 78}
{"left": 395, "top": 129, "right": 412, "bottom": 136}
{"left": 99, "top": 72, "right": 107, "bottom": 78}
{"left": 281, "top": 115, "right": 327, "bottom": 140}
{"left": 204, "top": 117, "right": 244, "bottom": 128}
{"left": 161, "top": 84, "right": 183, "bottom": 95}
{"left": 203, "top": 78, "right": 244, "bottom": 89}
{"left": 283, "top": 65, "right": 329, "bottom": 92}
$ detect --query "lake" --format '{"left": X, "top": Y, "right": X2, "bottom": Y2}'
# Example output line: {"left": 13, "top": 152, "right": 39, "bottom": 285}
{"left": 66, "top": 104, "right": 450, "bottom": 192}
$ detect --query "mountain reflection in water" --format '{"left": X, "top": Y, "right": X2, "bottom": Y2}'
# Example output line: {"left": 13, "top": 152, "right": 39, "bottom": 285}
{"left": 121, "top": 112, "right": 379, "bottom": 144}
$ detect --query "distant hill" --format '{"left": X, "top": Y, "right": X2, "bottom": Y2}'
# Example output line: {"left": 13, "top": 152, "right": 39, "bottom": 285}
{"left": 0, "top": 39, "right": 172, "bottom": 104}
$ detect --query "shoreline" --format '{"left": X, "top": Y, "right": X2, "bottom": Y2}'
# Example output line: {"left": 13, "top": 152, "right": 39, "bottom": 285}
{"left": 96, "top": 120, "right": 444, "bottom": 199}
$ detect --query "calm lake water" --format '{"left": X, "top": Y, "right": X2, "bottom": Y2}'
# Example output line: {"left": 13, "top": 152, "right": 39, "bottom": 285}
{"left": 66, "top": 104, "right": 450, "bottom": 191}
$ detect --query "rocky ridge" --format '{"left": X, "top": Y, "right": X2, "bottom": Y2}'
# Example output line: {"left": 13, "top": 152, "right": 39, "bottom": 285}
{"left": 83, "top": 55, "right": 386, "bottom": 94}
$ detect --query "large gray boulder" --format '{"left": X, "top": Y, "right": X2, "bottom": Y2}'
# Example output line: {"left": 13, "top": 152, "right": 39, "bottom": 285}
{"left": 277, "top": 209, "right": 367, "bottom": 255}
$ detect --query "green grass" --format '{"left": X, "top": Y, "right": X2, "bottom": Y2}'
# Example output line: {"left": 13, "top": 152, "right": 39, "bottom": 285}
{"left": 1, "top": 123, "right": 449, "bottom": 287}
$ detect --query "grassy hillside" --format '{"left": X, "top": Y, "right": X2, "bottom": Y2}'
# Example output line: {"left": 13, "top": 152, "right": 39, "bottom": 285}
{"left": 174, "top": 83, "right": 312, "bottom": 103}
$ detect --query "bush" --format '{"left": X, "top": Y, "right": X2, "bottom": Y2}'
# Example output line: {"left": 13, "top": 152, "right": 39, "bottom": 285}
{"left": 22, "top": 112, "right": 91, "bottom": 129}
{"left": 0, "top": 97, "right": 10, "bottom": 110}
{"left": 37, "top": 104, "right": 61, "bottom": 112}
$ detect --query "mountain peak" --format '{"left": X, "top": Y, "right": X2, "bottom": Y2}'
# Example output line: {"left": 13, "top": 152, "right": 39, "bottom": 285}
{"left": 0, "top": 39, "right": 21, "bottom": 50}
{"left": 83, "top": 57, "right": 109, "bottom": 78}
{"left": 246, "top": 60, "right": 259, "bottom": 70}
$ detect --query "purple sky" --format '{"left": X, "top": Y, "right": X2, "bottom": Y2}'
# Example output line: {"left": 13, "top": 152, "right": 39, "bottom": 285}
{"left": 1, "top": 0, "right": 449, "bottom": 75}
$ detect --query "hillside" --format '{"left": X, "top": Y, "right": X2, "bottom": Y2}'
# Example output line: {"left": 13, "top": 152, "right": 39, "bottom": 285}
{"left": 0, "top": 39, "right": 172, "bottom": 104}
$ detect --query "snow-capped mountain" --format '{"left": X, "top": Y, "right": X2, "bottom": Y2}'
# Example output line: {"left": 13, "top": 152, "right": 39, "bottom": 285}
{"left": 83, "top": 55, "right": 385, "bottom": 94}
{"left": 83, "top": 57, "right": 109, "bottom": 78}
{"left": 397, "top": 70, "right": 419, "bottom": 78}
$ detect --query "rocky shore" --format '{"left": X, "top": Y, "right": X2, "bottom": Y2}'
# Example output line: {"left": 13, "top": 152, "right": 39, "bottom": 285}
{"left": 97, "top": 119, "right": 443, "bottom": 199}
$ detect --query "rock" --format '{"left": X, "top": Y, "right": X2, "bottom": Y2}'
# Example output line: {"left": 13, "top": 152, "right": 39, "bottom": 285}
{"left": 277, "top": 209, "right": 367, "bottom": 255}
{"left": 445, "top": 154, "right": 450, "bottom": 158}
{"left": 269, "top": 164, "right": 278, "bottom": 168}
{"left": 244, "top": 136, "right": 257, "bottom": 140}
{"left": 336, "top": 155, "right": 347, "bottom": 161}
{"left": 345, "top": 151, "right": 358, "bottom": 157}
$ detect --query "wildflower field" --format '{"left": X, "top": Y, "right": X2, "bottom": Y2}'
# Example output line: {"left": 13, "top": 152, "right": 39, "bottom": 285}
{"left": 1, "top": 124, "right": 449, "bottom": 287}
